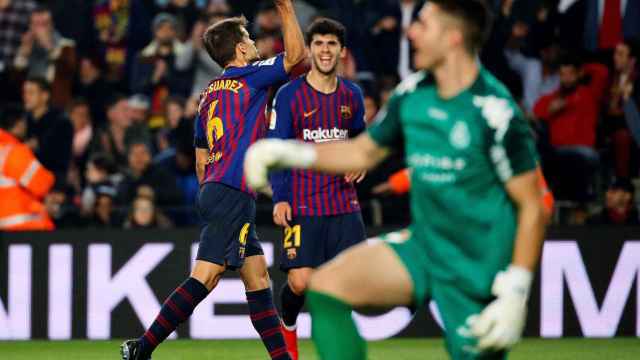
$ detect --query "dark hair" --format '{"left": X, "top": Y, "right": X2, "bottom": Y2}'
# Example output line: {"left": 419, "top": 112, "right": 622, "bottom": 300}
{"left": 306, "top": 17, "right": 346, "bottom": 47}
{"left": 67, "top": 98, "right": 90, "bottom": 112}
{"left": 88, "top": 153, "right": 116, "bottom": 174}
{"left": 428, "top": 0, "right": 493, "bottom": 54}
{"left": 203, "top": 16, "right": 248, "bottom": 67}
{"left": 558, "top": 51, "right": 583, "bottom": 69}
{"left": 31, "top": 5, "right": 51, "bottom": 15}
{"left": 621, "top": 38, "right": 640, "bottom": 59}
{"left": 106, "top": 94, "right": 128, "bottom": 110}
{"left": 0, "top": 104, "right": 25, "bottom": 130}
{"left": 25, "top": 76, "right": 51, "bottom": 93}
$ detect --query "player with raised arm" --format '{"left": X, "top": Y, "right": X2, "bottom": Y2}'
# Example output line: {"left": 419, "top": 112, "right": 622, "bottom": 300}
{"left": 244, "top": 0, "right": 547, "bottom": 359}
{"left": 120, "top": 1, "right": 305, "bottom": 359}
{"left": 267, "top": 18, "right": 367, "bottom": 359}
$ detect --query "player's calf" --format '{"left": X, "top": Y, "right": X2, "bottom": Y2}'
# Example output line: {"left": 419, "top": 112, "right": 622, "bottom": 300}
{"left": 279, "top": 268, "right": 312, "bottom": 360}
{"left": 241, "top": 255, "right": 293, "bottom": 360}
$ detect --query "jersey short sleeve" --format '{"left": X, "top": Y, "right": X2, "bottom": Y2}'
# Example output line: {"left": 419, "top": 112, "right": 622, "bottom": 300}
{"left": 350, "top": 85, "right": 367, "bottom": 137}
{"left": 478, "top": 96, "right": 538, "bottom": 182}
{"left": 245, "top": 53, "right": 288, "bottom": 90}
{"left": 193, "top": 115, "right": 208, "bottom": 149}
{"left": 367, "top": 93, "right": 403, "bottom": 148}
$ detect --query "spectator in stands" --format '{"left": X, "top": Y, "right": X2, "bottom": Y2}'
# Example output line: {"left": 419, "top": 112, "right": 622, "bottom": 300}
{"left": 481, "top": 0, "right": 523, "bottom": 99}
{"left": 123, "top": 194, "right": 174, "bottom": 229}
{"left": 128, "top": 93, "right": 151, "bottom": 125}
{"left": 14, "top": 6, "right": 76, "bottom": 108}
{"left": 93, "top": 0, "right": 130, "bottom": 83}
{"left": 93, "top": 95, "right": 133, "bottom": 167}
{"left": 584, "top": 0, "right": 640, "bottom": 52}
{"left": 175, "top": 15, "right": 223, "bottom": 100}
{"left": 604, "top": 39, "right": 638, "bottom": 179}
{"left": 206, "top": 0, "right": 231, "bottom": 16}
{"left": 366, "top": 0, "right": 421, "bottom": 80}
{"left": 0, "top": 0, "right": 37, "bottom": 103}
{"left": 80, "top": 153, "right": 122, "bottom": 215}
{"left": 156, "top": 96, "right": 189, "bottom": 154}
{"left": 68, "top": 99, "right": 94, "bottom": 170}
{"left": 534, "top": 54, "right": 609, "bottom": 205}
{"left": 589, "top": 178, "right": 639, "bottom": 225}
{"left": 85, "top": 184, "right": 118, "bottom": 228}
{"left": 131, "top": 12, "right": 191, "bottom": 129}
{"left": 75, "top": 56, "right": 113, "bottom": 128}
{"left": 66, "top": 99, "right": 94, "bottom": 193}
{"left": 117, "top": 140, "right": 182, "bottom": 207}
{"left": 158, "top": 0, "right": 200, "bottom": 39}
{"left": 23, "top": 77, "right": 73, "bottom": 183}
{"left": 0, "top": 103, "right": 55, "bottom": 231}
{"left": 44, "top": 184, "right": 82, "bottom": 229}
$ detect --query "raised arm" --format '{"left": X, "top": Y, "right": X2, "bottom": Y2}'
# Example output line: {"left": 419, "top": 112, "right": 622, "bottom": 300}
{"left": 276, "top": 0, "right": 306, "bottom": 73}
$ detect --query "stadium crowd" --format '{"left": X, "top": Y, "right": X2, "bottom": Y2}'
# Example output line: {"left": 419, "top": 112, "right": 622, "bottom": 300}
{"left": 1, "top": 0, "right": 640, "bottom": 229}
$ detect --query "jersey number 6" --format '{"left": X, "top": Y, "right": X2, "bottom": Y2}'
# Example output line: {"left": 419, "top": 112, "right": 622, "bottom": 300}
{"left": 206, "top": 100, "right": 224, "bottom": 162}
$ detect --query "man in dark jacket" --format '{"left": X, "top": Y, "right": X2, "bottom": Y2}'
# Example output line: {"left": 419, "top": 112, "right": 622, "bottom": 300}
{"left": 22, "top": 76, "right": 73, "bottom": 183}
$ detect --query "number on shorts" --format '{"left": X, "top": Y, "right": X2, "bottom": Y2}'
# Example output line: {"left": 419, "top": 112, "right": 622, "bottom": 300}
{"left": 239, "top": 223, "right": 250, "bottom": 245}
{"left": 283, "top": 225, "right": 301, "bottom": 248}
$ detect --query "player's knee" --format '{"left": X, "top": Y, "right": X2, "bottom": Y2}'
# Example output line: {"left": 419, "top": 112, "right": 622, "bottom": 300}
{"left": 190, "top": 262, "right": 225, "bottom": 291}
{"left": 243, "top": 267, "right": 271, "bottom": 291}
{"left": 288, "top": 272, "right": 310, "bottom": 295}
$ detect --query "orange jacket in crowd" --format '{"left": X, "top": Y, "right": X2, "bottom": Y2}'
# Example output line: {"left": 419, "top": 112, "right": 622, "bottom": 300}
{"left": 0, "top": 129, "right": 55, "bottom": 231}
{"left": 385, "top": 167, "right": 555, "bottom": 219}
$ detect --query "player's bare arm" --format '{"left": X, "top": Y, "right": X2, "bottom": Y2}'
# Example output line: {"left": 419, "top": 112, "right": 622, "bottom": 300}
{"left": 275, "top": 0, "right": 306, "bottom": 72}
{"left": 314, "top": 134, "right": 386, "bottom": 174}
{"left": 244, "top": 133, "right": 386, "bottom": 191}
{"left": 195, "top": 148, "right": 209, "bottom": 184}
{"left": 505, "top": 168, "right": 547, "bottom": 271}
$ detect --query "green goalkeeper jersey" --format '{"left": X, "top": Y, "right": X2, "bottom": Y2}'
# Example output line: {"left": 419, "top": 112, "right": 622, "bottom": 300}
{"left": 368, "top": 68, "right": 538, "bottom": 297}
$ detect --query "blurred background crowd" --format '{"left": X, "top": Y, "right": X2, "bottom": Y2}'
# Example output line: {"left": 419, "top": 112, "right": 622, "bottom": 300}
{"left": 1, "top": 0, "right": 640, "bottom": 230}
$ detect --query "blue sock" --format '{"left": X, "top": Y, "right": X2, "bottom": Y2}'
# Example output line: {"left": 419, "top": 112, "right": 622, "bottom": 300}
{"left": 247, "top": 288, "right": 291, "bottom": 360}
{"left": 139, "top": 277, "right": 210, "bottom": 357}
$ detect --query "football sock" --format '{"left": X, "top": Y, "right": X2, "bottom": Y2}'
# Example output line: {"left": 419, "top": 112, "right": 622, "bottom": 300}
{"left": 139, "top": 277, "right": 210, "bottom": 357}
{"left": 308, "top": 290, "right": 366, "bottom": 360}
{"left": 280, "top": 282, "right": 306, "bottom": 327}
{"left": 247, "top": 288, "right": 292, "bottom": 360}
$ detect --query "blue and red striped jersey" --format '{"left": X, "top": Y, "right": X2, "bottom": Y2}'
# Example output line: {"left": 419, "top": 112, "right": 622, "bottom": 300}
{"left": 194, "top": 54, "right": 288, "bottom": 195}
{"left": 268, "top": 76, "right": 366, "bottom": 216}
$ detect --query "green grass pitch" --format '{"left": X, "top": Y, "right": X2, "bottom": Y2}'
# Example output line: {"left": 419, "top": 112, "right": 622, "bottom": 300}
{"left": 0, "top": 338, "right": 638, "bottom": 359}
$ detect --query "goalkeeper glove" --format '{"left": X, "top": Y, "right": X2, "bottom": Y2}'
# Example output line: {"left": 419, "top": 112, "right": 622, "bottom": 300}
{"left": 244, "top": 139, "right": 317, "bottom": 191}
{"left": 467, "top": 265, "right": 532, "bottom": 352}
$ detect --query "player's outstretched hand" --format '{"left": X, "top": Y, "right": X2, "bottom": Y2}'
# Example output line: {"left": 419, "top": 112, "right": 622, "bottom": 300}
{"left": 244, "top": 139, "right": 317, "bottom": 191}
{"left": 466, "top": 265, "right": 533, "bottom": 352}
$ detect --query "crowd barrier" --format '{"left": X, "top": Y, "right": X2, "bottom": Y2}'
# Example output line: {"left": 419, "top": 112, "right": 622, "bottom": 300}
{"left": 0, "top": 226, "right": 638, "bottom": 339}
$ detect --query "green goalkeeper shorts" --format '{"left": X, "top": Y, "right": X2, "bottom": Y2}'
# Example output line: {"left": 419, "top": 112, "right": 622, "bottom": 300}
{"left": 379, "top": 230, "right": 507, "bottom": 360}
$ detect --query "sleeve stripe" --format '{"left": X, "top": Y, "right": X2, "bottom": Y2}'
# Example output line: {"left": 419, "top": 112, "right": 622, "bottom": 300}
{"left": 19, "top": 160, "right": 40, "bottom": 187}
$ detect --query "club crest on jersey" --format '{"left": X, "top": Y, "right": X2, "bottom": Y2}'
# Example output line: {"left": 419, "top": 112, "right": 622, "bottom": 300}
{"left": 340, "top": 105, "right": 352, "bottom": 119}
{"left": 450, "top": 121, "right": 471, "bottom": 150}
{"left": 287, "top": 248, "right": 297, "bottom": 260}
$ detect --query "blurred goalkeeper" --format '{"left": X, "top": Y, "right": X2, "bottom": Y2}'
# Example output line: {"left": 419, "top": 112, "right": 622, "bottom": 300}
{"left": 120, "top": 0, "right": 305, "bottom": 359}
{"left": 244, "top": 0, "right": 547, "bottom": 359}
